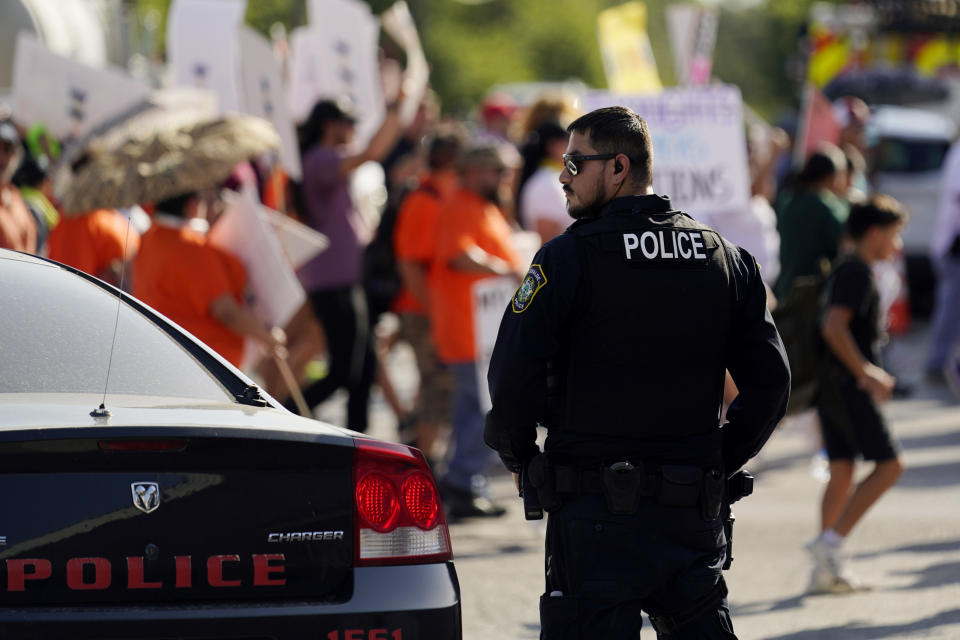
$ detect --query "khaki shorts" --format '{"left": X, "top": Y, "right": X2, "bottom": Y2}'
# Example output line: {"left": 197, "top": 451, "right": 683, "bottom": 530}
{"left": 398, "top": 312, "right": 453, "bottom": 425}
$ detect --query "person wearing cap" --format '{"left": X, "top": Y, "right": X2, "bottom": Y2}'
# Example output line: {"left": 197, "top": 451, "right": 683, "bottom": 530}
{"left": 484, "top": 106, "right": 790, "bottom": 637}
{"left": 431, "top": 144, "right": 523, "bottom": 519}
{"left": 478, "top": 92, "right": 517, "bottom": 144}
{"left": 291, "top": 96, "right": 404, "bottom": 431}
{"left": 0, "top": 120, "right": 37, "bottom": 254}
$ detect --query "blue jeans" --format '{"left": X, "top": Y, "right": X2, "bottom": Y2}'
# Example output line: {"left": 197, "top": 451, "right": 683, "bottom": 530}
{"left": 443, "top": 362, "right": 496, "bottom": 493}
{"left": 926, "top": 257, "right": 960, "bottom": 372}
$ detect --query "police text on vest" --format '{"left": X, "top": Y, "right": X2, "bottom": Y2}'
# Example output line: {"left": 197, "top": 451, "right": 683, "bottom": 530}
{"left": 623, "top": 230, "right": 707, "bottom": 261}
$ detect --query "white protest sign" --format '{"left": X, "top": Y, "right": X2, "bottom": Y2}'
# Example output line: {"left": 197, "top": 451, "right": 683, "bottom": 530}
{"left": 260, "top": 206, "right": 330, "bottom": 269}
{"left": 666, "top": 4, "right": 699, "bottom": 86}
{"left": 291, "top": 0, "right": 383, "bottom": 144}
{"left": 167, "top": 0, "right": 247, "bottom": 113}
{"left": 584, "top": 86, "right": 750, "bottom": 219}
{"left": 209, "top": 190, "right": 306, "bottom": 332}
{"left": 666, "top": 5, "right": 718, "bottom": 86}
{"left": 381, "top": 1, "right": 430, "bottom": 126}
{"left": 237, "top": 26, "right": 302, "bottom": 180}
{"left": 10, "top": 33, "right": 150, "bottom": 142}
{"left": 472, "top": 276, "right": 519, "bottom": 413}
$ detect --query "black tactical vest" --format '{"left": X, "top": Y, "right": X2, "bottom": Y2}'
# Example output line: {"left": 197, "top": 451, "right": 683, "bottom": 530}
{"left": 552, "top": 198, "right": 735, "bottom": 448}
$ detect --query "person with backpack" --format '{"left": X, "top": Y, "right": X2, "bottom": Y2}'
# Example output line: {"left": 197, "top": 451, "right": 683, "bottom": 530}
{"left": 807, "top": 195, "right": 908, "bottom": 594}
{"left": 391, "top": 131, "right": 465, "bottom": 462}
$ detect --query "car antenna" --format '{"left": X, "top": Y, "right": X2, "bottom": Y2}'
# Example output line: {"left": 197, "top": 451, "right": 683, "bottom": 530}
{"left": 91, "top": 215, "right": 134, "bottom": 419}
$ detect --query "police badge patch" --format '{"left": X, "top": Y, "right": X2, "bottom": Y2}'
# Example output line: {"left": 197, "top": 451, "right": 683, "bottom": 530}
{"left": 512, "top": 264, "right": 547, "bottom": 313}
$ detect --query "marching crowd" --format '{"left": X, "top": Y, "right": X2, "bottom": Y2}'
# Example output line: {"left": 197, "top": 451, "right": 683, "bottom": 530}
{"left": 2, "top": 75, "right": 960, "bottom": 594}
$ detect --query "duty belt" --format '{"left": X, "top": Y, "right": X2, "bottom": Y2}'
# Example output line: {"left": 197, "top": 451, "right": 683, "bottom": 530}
{"left": 528, "top": 455, "right": 723, "bottom": 517}
{"left": 553, "top": 461, "right": 659, "bottom": 497}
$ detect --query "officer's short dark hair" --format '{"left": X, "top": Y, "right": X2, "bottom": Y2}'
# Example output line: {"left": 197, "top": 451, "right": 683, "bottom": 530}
{"left": 846, "top": 194, "right": 908, "bottom": 240}
{"left": 567, "top": 106, "right": 653, "bottom": 188}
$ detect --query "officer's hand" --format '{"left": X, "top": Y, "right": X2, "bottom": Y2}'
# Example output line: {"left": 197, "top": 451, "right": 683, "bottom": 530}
{"left": 513, "top": 472, "right": 520, "bottom": 494}
{"left": 858, "top": 363, "right": 895, "bottom": 403}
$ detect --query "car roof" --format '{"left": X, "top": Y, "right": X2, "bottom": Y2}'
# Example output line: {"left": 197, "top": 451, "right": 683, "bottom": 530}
{"left": 870, "top": 106, "right": 957, "bottom": 141}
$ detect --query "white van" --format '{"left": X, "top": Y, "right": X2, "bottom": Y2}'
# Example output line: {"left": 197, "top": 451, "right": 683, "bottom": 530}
{"left": 869, "top": 106, "right": 956, "bottom": 313}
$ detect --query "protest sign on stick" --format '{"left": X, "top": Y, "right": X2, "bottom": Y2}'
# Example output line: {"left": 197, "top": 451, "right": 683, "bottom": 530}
{"left": 260, "top": 207, "right": 330, "bottom": 270}
{"left": 597, "top": 1, "right": 663, "bottom": 93}
{"left": 237, "top": 25, "right": 303, "bottom": 180}
{"left": 584, "top": 85, "right": 750, "bottom": 220}
{"left": 167, "top": 0, "right": 247, "bottom": 114}
{"left": 472, "top": 276, "right": 519, "bottom": 413}
{"left": 209, "top": 190, "right": 306, "bottom": 333}
{"left": 381, "top": 1, "right": 430, "bottom": 126}
{"left": 11, "top": 33, "right": 149, "bottom": 142}
{"left": 666, "top": 4, "right": 718, "bottom": 86}
{"left": 291, "top": 0, "right": 383, "bottom": 144}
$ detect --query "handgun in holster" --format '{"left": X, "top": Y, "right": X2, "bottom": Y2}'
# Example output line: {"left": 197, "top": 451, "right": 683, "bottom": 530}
{"left": 722, "top": 469, "right": 754, "bottom": 570}
{"left": 520, "top": 465, "right": 543, "bottom": 520}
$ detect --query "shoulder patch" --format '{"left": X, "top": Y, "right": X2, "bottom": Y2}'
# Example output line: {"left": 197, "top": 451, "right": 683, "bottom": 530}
{"left": 512, "top": 264, "right": 548, "bottom": 313}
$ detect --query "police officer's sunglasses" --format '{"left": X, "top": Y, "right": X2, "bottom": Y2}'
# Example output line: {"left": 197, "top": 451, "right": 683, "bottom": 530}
{"left": 562, "top": 153, "right": 618, "bottom": 176}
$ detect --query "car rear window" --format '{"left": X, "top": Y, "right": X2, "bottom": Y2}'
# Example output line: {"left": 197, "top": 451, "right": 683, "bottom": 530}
{"left": 0, "top": 256, "right": 233, "bottom": 401}
{"left": 874, "top": 138, "right": 950, "bottom": 173}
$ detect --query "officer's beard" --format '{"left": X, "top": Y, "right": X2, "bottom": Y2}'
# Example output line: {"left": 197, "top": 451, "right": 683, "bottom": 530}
{"left": 566, "top": 175, "right": 611, "bottom": 220}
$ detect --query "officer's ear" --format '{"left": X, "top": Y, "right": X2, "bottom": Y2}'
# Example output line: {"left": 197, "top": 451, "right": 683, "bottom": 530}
{"left": 613, "top": 153, "right": 630, "bottom": 181}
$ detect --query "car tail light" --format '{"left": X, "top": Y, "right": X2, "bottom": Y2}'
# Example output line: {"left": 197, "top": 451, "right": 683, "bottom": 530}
{"left": 353, "top": 438, "right": 452, "bottom": 566}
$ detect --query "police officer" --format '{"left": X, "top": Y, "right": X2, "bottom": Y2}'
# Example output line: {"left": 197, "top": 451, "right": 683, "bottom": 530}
{"left": 484, "top": 106, "right": 791, "bottom": 639}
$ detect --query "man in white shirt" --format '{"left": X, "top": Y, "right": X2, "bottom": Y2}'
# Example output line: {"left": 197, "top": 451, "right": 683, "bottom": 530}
{"left": 518, "top": 121, "right": 570, "bottom": 242}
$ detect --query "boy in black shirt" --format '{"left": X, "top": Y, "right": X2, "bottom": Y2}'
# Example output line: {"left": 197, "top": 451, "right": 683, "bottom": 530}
{"left": 807, "top": 195, "right": 908, "bottom": 593}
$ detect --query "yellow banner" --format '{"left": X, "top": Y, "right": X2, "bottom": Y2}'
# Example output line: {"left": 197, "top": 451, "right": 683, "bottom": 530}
{"left": 597, "top": 1, "right": 663, "bottom": 93}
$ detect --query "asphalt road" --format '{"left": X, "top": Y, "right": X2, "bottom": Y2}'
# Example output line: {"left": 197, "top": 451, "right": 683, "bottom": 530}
{"left": 324, "top": 321, "right": 960, "bottom": 639}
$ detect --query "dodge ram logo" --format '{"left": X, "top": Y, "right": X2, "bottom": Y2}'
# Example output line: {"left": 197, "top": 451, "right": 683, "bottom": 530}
{"left": 131, "top": 482, "right": 160, "bottom": 514}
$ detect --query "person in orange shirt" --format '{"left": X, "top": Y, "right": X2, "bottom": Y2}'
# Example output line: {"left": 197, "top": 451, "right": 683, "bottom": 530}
{"left": 133, "top": 190, "right": 283, "bottom": 368}
{"left": 393, "top": 131, "right": 463, "bottom": 461}
{"left": 431, "top": 144, "right": 522, "bottom": 519}
{"left": 47, "top": 208, "right": 140, "bottom": 287}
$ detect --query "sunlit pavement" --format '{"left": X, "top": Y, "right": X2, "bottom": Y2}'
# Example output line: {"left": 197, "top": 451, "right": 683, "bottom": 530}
{"left": 319, "top": 320, "right": 960, "bottom": 640}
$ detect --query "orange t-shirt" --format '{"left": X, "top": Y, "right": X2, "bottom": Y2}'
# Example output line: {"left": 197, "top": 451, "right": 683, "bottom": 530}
{"left": 133, "top": 222, "right": 247, "bottom": 367}
{"left": 392, "top": 171, "right": 458, "bottom": 315}
{"left": 431, "top": 188, "right": 520, "bottom": 363}
{"left": 47, "top": 209, "right": 140, "bottom": 278}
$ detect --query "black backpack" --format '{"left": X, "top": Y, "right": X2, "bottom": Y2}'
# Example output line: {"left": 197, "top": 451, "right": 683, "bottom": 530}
{"left": 363, "top": 182, "right": 441, "bottom": 319}
{"left": 772, "top": 273, "right": 827, "bottom": 414}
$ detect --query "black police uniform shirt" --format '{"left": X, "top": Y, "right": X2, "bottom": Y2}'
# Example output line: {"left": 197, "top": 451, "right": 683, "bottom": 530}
{"left": 484, "top": 194, "right": 791, "bottom": 475}
{"left": 819, "top": 253, "right": 882, "bottom": 367}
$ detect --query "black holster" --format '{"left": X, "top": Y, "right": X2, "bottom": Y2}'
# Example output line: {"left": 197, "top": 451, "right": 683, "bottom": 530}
{"left": 722, "top": 504, "right": 735, "bottom": 570}
{"left": 520, "top": 464, "right": 543, "bottom": 520}
{"left": 527, "top": 454, "right": 562, "bottom": 514}
{"left": 722, "top": 469, "right": 754, "bottom": 570}
{"left": 602, "top": 460, "right": 645, "bottom": 514}
{"left": 539, "top": 592, "right": 579, "bottom": 640}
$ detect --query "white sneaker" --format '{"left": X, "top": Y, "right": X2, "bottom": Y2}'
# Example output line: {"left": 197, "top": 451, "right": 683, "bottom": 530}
{"left": 806, "top": 535, "right": 845, "bottom": 574}
{"left": 809, "top": 451, "right": 831, "bottom": 483}
{"left": 807, "top": 565, "right": 867, "bottom": 595}
{"left": 807, "top": 566, "right": 860, "bottom": 594}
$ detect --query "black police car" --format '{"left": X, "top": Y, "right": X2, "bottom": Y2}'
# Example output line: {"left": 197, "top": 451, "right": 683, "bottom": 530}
{"left": 0, "top": 249, "right": 461, "bottom": 639}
